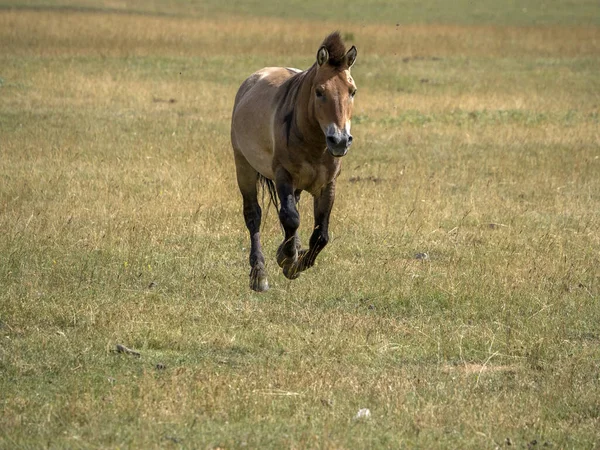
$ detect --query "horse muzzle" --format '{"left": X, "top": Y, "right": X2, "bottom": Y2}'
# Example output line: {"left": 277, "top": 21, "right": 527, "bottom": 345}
{"left": 325, "top": 130, "right": 353, "bottom": 157}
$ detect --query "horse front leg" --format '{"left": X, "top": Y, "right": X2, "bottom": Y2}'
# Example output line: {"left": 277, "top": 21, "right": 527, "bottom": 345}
{"left": 281, "top": 180, "right": 335, "bottom": 279}
{"left": 295, "top": 180, "right": 335, "bottom": 273}
{"left": 275, "top": 168, "right": 301, "bottom": 279}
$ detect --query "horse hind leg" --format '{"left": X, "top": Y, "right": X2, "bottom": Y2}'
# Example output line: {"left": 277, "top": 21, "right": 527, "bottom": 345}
{"left": 234, "top": 152, "right": 268, "bottom": 292}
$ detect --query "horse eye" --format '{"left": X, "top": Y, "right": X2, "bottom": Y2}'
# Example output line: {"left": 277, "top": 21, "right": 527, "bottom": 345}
{"left": 350, "top": 89, "right": 357, "bottom": 98}
{"left": 316, "top": 89, "right": 325, "bottom": 99}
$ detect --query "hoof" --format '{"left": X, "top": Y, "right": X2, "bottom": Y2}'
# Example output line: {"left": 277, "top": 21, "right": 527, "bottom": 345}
{"left": 276, "top": 244, "right": 297, "bottom": 269}
{"left": 250, "top": 277, "right": 269, "bottom": 292}
{"left": 282, "top": 263, "right": 301, "bottom": 280}
{"left": 280, "top": 249, "right": 312, "bottom": 280}
{"left": 250, "top": 266, "right": 269, "bottom": 292}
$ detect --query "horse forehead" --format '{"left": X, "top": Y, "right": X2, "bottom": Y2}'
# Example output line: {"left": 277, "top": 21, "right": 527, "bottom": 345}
{"left": 336, "top": 70, "right": 355, "bottom": 89}
{"left": 319, "top": 69, "right": 354, "bottom": 90}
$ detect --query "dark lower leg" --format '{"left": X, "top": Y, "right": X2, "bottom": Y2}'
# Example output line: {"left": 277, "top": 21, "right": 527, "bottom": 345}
{"left": 244, "top": 196, "right": 264, "bottom": 266}
{"left": 297, "top": 224, "right": 329, "bottom": 270}
{"left": 244, "top": 197, "right": 268, "bottom": 291}
{"left": 293, "top": 190, "right": 302, "bottom": 250}
{"left": 295, "top": 181, "right": 335, "bottom": 273}
{"left": 275, "top": 169, "right": 301, "bottom": 278}
{"left": 235, "top": 152, "right": 268, "bottom": 291}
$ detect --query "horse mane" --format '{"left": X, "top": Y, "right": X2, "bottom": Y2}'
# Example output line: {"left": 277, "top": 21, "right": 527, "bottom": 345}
{"left": 321, "top": 31, "right": 347, "bottom": 67}
{"left": 277, "top": 69, "right": 311, "bottom": 146}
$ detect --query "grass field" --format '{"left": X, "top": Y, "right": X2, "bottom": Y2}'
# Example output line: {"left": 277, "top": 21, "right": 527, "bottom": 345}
{"left": 1, "top": 1, "right": 599, "bottom": 448}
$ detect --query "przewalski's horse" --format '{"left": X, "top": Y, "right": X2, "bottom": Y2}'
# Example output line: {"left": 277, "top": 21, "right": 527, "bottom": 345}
{"left": 231, "top": 32, "right": 358, "bottom": 291}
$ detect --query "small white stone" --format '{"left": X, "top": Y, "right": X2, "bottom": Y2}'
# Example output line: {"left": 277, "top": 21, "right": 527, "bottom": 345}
{"left": 355, "top": 408, "right": 371, "bottom": 420}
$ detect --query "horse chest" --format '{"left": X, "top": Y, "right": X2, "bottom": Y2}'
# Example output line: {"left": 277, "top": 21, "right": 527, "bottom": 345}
{"left": 295, "top": 160, "right": 338, "bottom": 195}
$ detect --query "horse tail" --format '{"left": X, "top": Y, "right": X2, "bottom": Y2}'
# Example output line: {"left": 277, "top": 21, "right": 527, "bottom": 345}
{"left": 259, "top": 175, "right": 279, "bottom": 215}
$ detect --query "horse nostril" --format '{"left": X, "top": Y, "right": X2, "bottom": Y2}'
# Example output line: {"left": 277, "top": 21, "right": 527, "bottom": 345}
{"left": 326, "top": 135, "right": 341, "bottom": 146}
{"left": 347, "top": 135, "right": 353, "bottom": 145}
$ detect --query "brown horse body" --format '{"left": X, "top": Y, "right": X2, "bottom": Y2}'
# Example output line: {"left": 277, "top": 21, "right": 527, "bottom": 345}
{"left": 231, "top": 32, "right": 358, "bottom": 291}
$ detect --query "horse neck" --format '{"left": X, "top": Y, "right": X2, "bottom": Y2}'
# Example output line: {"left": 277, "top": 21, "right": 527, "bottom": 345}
{"left": 293, "top": 65, "right": 324, "bottom": 149}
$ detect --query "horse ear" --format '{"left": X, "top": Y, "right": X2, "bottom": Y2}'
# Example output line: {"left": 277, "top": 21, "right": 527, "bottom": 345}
{"left": 346, "top": 46, "right": 357, "bottom": 69}
{"left": 317, "top": 46, "right": 329, "bottom": 66}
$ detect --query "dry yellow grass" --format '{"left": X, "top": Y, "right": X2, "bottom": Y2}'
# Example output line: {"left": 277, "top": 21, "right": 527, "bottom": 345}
{"left": 2, "top": 9, "right": 599, "bottom": 58}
